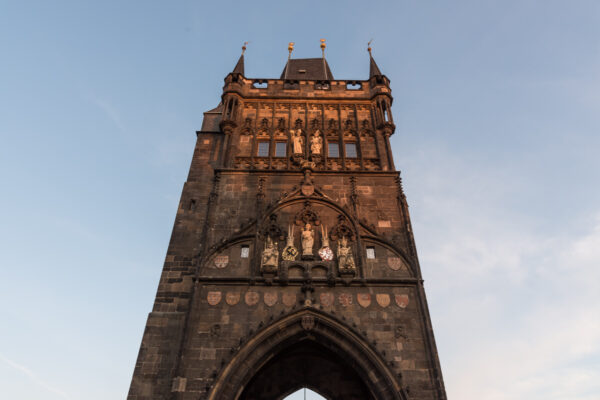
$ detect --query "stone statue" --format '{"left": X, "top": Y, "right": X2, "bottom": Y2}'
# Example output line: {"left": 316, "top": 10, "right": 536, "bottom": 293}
{"left": 310, "top": 130, "right": 322, "bottom": 155}
{"left": 301, "top": 223, "right": 314, "bottom": 256}
{"left": 337, "top": 236, "right": 355, "bottom": 270}
{"left": 291, "top": 129, "right": 304, "bottom": 154}
{"left": 261, "top": 236, "right": 279, "bottom": 270}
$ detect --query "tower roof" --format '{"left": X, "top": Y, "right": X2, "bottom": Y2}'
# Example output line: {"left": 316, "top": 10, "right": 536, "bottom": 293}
{"left": 369, "top": 54, "right": 383, "bottom": 78}
{"left": 232, "top": 53, "right": 245, "bottom": 75}
{"left": 280, "top": 58, "right": 334, "bottom": 80}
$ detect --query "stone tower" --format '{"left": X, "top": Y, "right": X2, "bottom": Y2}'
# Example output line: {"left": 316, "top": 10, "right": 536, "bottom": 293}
{"left": 128, "top": 44, "right": 446, "bottom": 400}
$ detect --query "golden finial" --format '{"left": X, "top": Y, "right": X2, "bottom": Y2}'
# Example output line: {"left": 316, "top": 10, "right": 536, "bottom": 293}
{"left": 368, "top": 39, "right": 373, "bottom": 55}
{"left": 288, "top": 42, "right": 295, "bottom": 55}
{"left": 320, "top": 38, "right": 326, "bottom": 51}
{"left": 242, "top": 41, "right": 248, "bottom": 55}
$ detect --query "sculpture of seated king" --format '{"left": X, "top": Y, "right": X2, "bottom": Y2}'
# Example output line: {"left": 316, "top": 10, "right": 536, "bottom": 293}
{"left": 261, "top": 236, "right": 279, "bottom": 273}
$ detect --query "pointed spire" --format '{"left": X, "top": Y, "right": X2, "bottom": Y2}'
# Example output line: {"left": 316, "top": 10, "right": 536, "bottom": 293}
{"left": 232, "top": 42, "right": 247, "bottom": 75}
{"left": 320, "top": 39, "right": 330, "bottom": 80}
{"left": 283, "top": 42, "right": 295, "bottom": 80}
{"left": 368, "top": 40, "right": 383, "bottom": 78}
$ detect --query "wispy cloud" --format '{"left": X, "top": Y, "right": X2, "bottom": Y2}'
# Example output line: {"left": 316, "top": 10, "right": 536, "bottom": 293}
{"left": 0, "top": 353, "right": 71, "bottom": 400}
{"left": 404, "top": 146, "right": 600, "bottom": 400}
{"left": 88, "top": 94, "right": 129, "bottom": 135}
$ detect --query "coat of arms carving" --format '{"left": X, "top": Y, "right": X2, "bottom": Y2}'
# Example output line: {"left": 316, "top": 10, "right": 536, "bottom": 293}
{"left": 387, "top": 257, "right": 405, "bottom": 271}
{"left": 226, "top": 292, "right": 240, "bottom": 306}
{"left": 339, "top": 293, "right": 353, "bottom": 307}
{"left": 319, "top": 292, "right": 334, "bottom": 307}
{"left": 213, "top": 255, "right": 229, "bottom": 269}
{"left": 301, "top": 315, "right": 315, "bottom": 331}
{"left": 357, "top": 293, "right": 371, "bottom": 308}
{"left": 264, "top": 292, "right": 278, "bottom": 307}
{"left": 376, "top": 294, "right": 390, "bottom": 308}
{"left": 395, "top": 294, "right": 409, "bottom": 309}
{"left": 207, "top": 291, "right": 222, "bottom": 306}
{"left": 282, "top": 292, "right": 297, "bottom": 307}
{"left": 245, "top": 291, "right": 259, "bottom": 306}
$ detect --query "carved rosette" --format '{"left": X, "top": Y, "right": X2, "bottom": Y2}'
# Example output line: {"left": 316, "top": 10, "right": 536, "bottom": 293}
{"left": 260, "top": 213, "right": 286, "bottom": 241}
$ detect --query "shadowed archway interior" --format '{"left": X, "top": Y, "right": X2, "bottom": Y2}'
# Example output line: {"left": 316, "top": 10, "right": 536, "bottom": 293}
{"left": 240, "top": 339, "right": 371, "bottom": 400}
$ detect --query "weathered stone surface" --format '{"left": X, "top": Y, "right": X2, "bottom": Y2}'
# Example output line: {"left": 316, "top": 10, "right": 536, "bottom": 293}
{"left": 128, "top": 53, "right": 446, "bottom": 400}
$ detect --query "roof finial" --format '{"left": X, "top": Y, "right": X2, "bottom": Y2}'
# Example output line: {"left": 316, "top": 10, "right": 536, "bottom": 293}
{"left": 242, "top": 41, "right": 248, "bottom": 55}
{"left": 367, "top": 39, "right": 373, "bottom": 55}
{"left": 284, "top": 42, "right": 295, "bottom": 80}
{"left": 320, "top": 39, "right": 329, "bottom": 80}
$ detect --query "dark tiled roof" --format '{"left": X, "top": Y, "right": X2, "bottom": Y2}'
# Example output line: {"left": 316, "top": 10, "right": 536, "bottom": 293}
{"left": 280, "top": 58, "right": 334, "bottom": 80}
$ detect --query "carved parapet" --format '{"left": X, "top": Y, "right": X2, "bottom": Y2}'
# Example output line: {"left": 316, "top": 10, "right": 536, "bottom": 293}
{"left": 279, "top": 260, "right": 335, "bottom": 281}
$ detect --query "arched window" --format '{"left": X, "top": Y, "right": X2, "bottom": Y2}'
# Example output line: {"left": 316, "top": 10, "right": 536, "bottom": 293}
{"left": 283, "top": 388, "right": 327, "bottom": 399}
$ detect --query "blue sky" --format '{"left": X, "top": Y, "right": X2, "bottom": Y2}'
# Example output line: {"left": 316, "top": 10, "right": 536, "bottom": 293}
{"left": 1, "top": 1, "right": 599, "bottom": 399}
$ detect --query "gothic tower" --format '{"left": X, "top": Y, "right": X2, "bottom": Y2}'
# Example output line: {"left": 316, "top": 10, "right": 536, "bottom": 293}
{"left": 128, "top": 44, "right": 446, "bottom": 400}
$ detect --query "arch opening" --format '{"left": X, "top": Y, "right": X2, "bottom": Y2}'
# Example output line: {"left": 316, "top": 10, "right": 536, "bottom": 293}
{"left": 283, "top": 388, "right": 326, "bottom": 400}
{"left": 240, "top": 339, "right": 370, "bottom": 400}
{"left": 210, "top": 309, "right": 404, "bottom": 400}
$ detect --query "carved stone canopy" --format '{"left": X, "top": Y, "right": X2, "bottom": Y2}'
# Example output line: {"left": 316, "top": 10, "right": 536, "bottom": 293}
{"left": 330, "top": 214, "right": 355, "bottom": 241}
{"left": 311, "top": 118, "right": 321, "bottom": 130}
{"left": 277, "top": 118, "right": 286, "bottom": 130}
{"left": 260, "top": 213, "right": 287, "bottom": 241}
{"left": 294, "top": 201, "right": 320, "bottom": 227}
{"left": 241, "top": 117, "right": 253, "bottom": 135}
{"left": 294, "top": 118, "right": 303, "bottom": 129}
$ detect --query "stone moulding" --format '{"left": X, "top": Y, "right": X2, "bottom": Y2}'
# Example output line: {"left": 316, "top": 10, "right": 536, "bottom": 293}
{"left": 208, "top": 308, "right": 406, "bottom": 400}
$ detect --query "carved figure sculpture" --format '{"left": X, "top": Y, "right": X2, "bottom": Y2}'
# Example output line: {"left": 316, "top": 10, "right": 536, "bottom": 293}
{"left": 301, "top": 223, "right": 314, "bottom": 256}
{"left": 310, "top": 130, "right": 322, "bottom": 154}
{"left": 292, "top": 129, "right": 304, "bottom": 154}
{"left": 337, "top": 236, "right": 356, "bottom": 270}
{"left": 261, "top": 236, "right": 279, "bottom": 270}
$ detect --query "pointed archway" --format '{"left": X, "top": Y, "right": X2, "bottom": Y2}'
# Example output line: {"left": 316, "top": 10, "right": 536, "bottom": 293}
{"left": 209, "top": 308, "right": 405, "bottom": 400}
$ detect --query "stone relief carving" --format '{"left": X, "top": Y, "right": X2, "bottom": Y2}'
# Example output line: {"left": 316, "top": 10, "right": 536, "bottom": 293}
{"left": 282, "top": 225, "right": 299, "bottom": 261}
{"left": 310, "top": 130, "right": 322, "bottom": 155}
{"left": 318, "top": 225, "right": 334, "bottom": 261}
{"left": 337, "top": 236, "right": 356, "bottom": 272}
{"left": 260, "top": 236, "right": 279, "bottom": 272}
{"left": 291, "top": 128, "right": 304, "bottom": 154}
{"left": 301, "top": 223, "right": 315, "bottom": 258}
